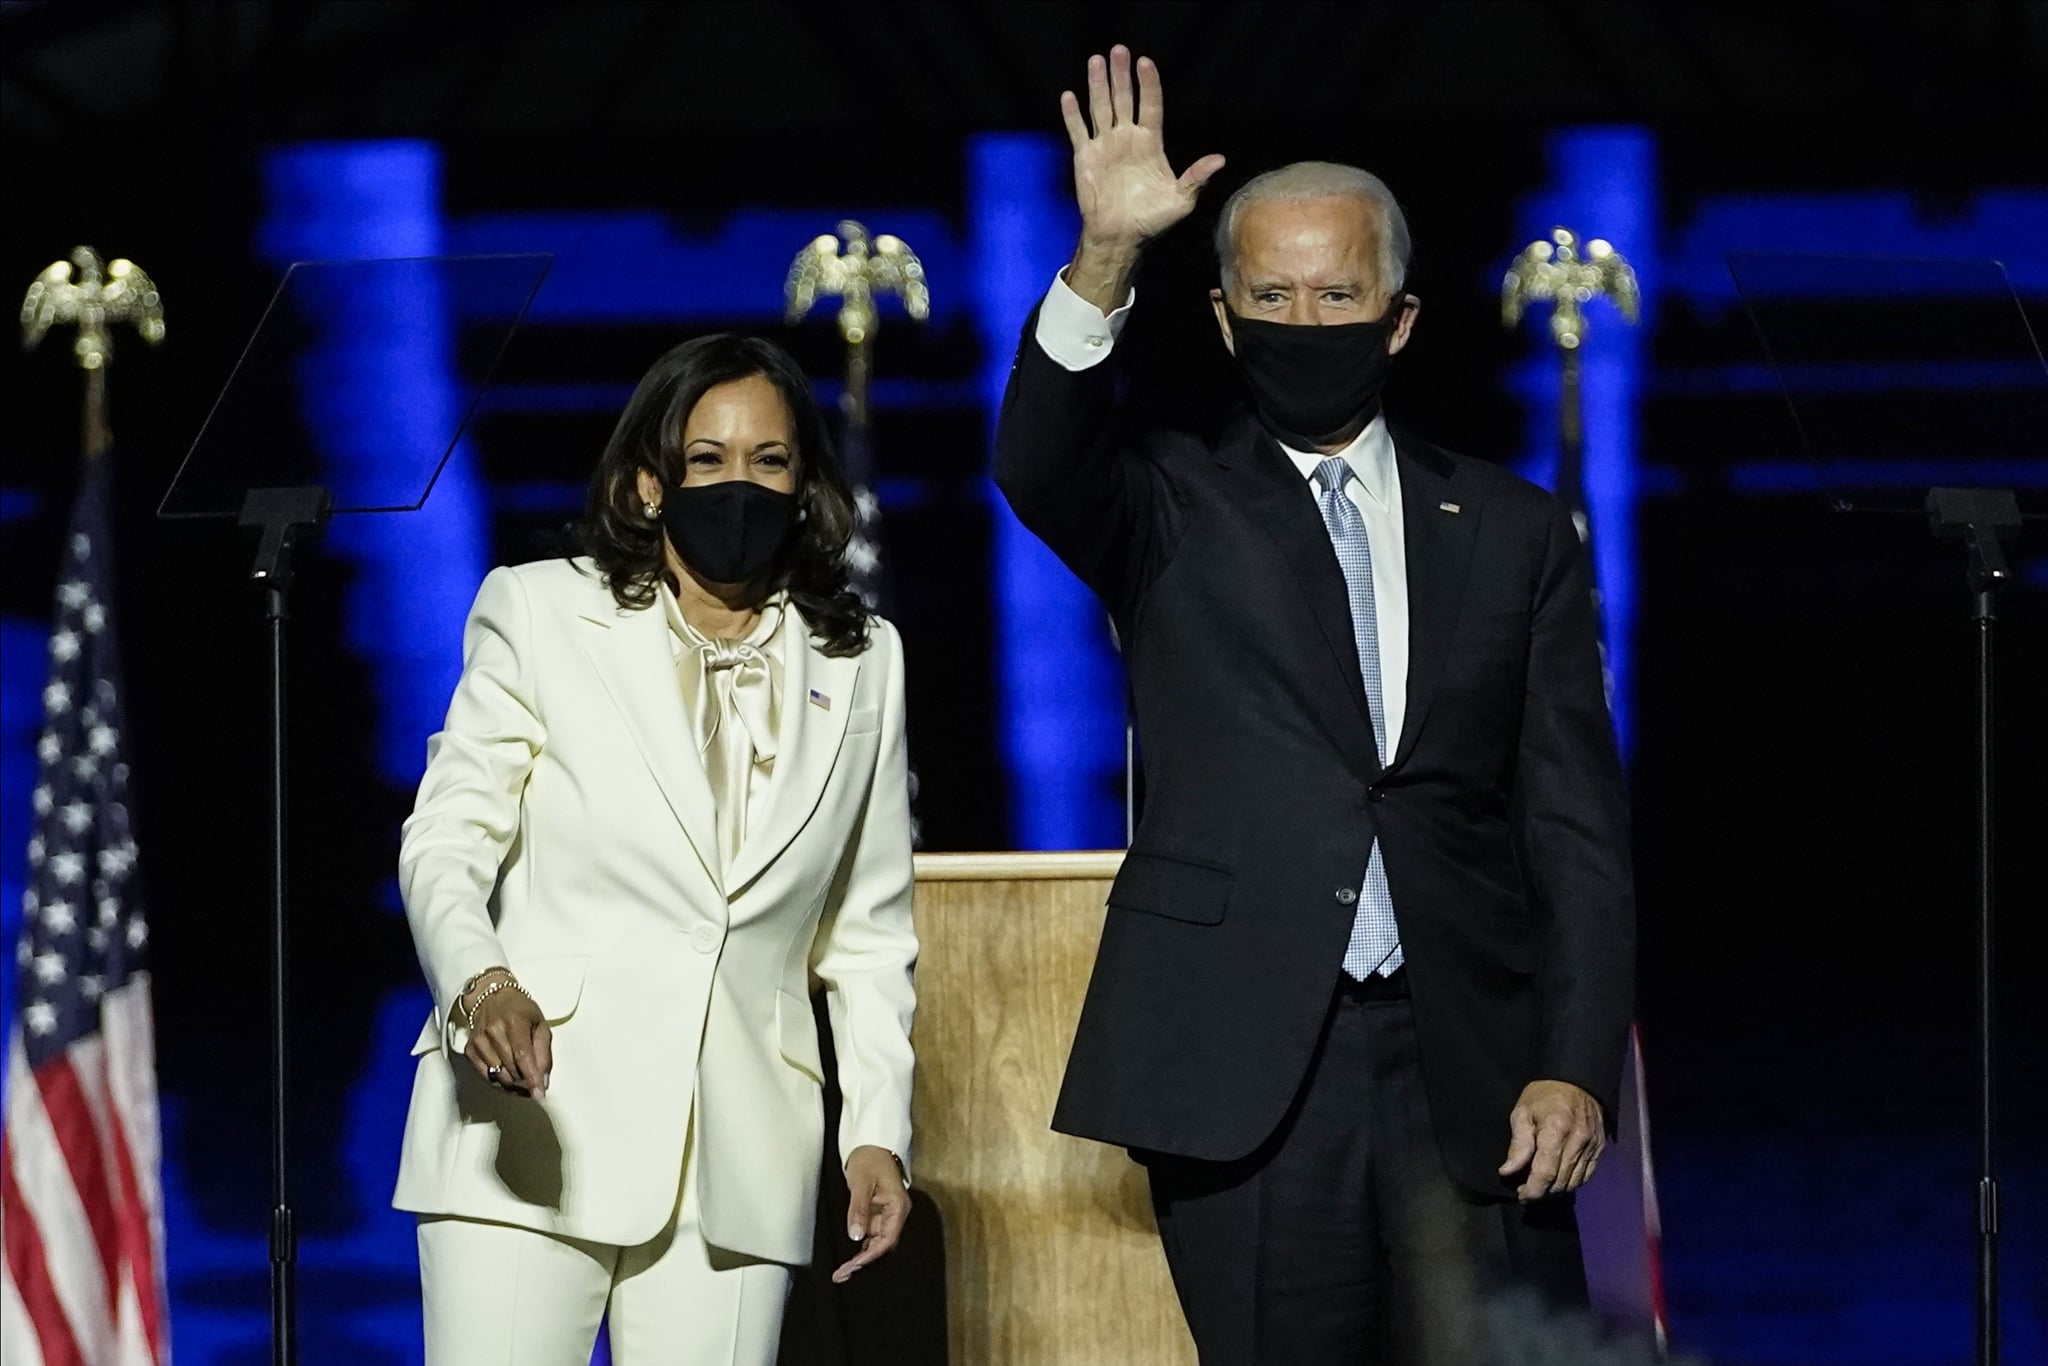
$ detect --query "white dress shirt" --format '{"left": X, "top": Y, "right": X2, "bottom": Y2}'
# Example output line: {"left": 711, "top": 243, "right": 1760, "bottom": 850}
{"left": 1035, "top": 272, "right": 1410, "bottom": 753}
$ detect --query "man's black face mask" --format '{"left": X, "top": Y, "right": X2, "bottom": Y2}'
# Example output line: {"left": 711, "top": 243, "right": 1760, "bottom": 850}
{"left": 1224, "top": 293, "right": 1407, "bottom": 447}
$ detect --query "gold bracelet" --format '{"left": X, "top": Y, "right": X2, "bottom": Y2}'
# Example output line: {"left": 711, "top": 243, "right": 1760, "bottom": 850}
{"left": 461, "top": 974, "right": 529, "bottom": 1029}
{"left": 457, "top": 964, "right": 511, "bottom": 1006}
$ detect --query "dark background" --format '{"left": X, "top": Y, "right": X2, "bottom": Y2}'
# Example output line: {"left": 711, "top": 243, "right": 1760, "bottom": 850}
{"left": 3, "top": 3, "right": 2046, "bottom": 1363}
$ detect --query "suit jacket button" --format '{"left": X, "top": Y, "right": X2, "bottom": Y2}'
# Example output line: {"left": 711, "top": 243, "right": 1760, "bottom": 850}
{"left": 1335, "top": 887, "right": 1359, "bottom": 906}
{"left": 692, "top": 924, "right": 721, "bottom": 955}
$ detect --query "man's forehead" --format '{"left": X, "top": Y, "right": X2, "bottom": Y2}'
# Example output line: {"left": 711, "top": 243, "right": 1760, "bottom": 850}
{"left": 1235, "top": 197, "right": 1381, "bottom": 261}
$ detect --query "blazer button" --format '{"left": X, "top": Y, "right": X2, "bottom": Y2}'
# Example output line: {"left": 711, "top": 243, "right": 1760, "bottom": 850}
{"left": 1335, "top": 887, "right": 1359, "bottom": 906}
{"left": 691, "top": 923, "right": 721, "bottom": 955}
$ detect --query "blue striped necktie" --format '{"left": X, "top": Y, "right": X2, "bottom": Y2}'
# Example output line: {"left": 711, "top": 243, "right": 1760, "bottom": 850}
{"left": 1314, "top": 457, "right": 1403, "bottom": 979}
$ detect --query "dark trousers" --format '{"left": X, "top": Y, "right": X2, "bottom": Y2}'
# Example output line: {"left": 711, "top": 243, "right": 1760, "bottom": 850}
{"left": 1144, "top": 975, "right": 1588, "bottom": 1366}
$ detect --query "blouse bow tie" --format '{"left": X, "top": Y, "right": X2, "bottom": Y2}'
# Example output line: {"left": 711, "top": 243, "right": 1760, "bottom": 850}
{"left": 689, "top": 637, "right": 779, "bottom": 767}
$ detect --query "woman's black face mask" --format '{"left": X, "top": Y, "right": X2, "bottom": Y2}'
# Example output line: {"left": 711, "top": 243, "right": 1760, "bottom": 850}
{"left": 658, "top": 478, "right": 796, "bottom": 585}
{"left": 1223, "top": 292, "right": 1407, "bottom": 447}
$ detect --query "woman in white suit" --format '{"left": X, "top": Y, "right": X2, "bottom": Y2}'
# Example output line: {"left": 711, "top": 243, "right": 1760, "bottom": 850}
{"left": 393, "top": 334, "right": 916, "bottom": 1364}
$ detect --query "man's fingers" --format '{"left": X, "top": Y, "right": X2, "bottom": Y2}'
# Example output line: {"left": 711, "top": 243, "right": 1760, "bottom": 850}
{"left": 1059, "top": 90, "right": 1089, "bottom": 148}
{"left": 1178, "top": 153, "right": 1228, "bottom": 196}
{"left": 1519, "top": 1118, "right": 1569, "bottom": 1200}
{"left": 1085, "top": 53, "right": 1112, "bottom": 134}
{"left": 1108, "top": 45, "right": 1135, "bottom": 125}
{"left": 1135, "top": 55, "right": 1163, "bottom": 128}
{"left": 1499, "top": 1107, "right": 1536, "bottom": 1175}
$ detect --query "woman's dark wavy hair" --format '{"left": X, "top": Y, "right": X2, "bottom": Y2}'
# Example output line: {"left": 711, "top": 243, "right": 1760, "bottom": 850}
{"left": 570, "top": 333, "right": 870, "bottom": 656}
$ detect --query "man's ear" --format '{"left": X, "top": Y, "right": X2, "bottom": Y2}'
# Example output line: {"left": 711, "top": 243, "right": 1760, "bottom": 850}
{"left": 1210, "top": 288, "right": 1235, "bottom": 357}
{"left": 1388, "top": 295, "right": 1421, "bottom": 356}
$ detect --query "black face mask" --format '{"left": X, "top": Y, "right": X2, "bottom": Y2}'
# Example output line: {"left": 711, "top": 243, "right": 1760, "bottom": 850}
{"left": 658, "top": 479, "right": 796, "bottom": 585}
{"left": 1225, "top": 297, "right": 1406, "bottom": 447}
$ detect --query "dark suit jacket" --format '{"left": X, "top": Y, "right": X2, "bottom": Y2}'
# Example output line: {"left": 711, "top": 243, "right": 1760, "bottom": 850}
{"left": 993, "top": 319, "right": 1636, "bottom": 1199}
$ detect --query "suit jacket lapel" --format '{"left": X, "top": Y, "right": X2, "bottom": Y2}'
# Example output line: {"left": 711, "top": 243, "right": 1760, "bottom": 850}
{"left": 574, "top": 595, "right": 724, "bottom": 891}
{"left": 724, "top": 618, "right": 861, "bottom": 897}
{"left": 1389, "top": 432, "right": 1478, "bottom": 770}
{"left": 1221, "top": 418, "right": 1382, "bottom": 782}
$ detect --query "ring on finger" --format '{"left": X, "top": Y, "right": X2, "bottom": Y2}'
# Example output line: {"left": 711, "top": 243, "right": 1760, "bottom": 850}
{"left": 486, "top": 1065, "right": 500, "bottom": 1083}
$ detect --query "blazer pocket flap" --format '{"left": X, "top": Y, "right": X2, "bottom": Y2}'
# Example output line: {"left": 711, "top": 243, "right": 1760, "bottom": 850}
{"left": 1107, "top": 852, "right": 1232, "bottom": 925}
{"left": 846, "top": 706, "right": 882, "bottom": 735}
{"left": 776, "top": 989, "right": 825, "bottom": 1082}
{"left": 515, "top": 955, "right": 591, "bottom": 1025}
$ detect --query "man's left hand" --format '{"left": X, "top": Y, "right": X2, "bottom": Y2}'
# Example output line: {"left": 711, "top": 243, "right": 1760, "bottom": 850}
{"left": 1498, "top": 1080, "right": 1605, "bottom": 1202}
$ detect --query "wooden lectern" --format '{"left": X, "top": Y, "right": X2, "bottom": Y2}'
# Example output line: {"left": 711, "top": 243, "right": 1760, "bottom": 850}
{"left": 911, "top": 852, "right": 1195, "bottom": 1366}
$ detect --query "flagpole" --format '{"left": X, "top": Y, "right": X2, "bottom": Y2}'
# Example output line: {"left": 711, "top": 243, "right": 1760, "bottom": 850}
{"left": 786, "top": 220, "right": 930, "bottom": 608}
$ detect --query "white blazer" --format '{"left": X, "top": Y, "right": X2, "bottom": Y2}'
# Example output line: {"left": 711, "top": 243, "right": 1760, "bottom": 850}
{"left": 391, "top": 558, "right": 916, "bottom": 1264}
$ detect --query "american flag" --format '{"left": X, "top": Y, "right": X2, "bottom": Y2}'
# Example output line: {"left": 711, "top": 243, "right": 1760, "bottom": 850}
{"left": 1, "top": 455, "right": 169, "bottom": 1365}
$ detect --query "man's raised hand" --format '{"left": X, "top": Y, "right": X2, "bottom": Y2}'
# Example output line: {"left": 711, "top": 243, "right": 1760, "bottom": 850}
{"left": 1059, "top": 46, "right": 1224, "bottom": 311}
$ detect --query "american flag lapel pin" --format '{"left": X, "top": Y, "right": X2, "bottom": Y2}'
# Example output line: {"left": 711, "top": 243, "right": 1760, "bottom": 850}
{"left": 1439, "top": 501, "right": 1462, "bottom": 514}
{"left": 808, "top": 688, "right": 831, "bottom": 711}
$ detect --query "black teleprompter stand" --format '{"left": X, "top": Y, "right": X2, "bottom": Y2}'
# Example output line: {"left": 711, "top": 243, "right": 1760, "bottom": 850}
{"left": 1925, "top": 486, "right": 2021, "bottom": 1366}
{"left": 237, "top": 485, "right": 332, "bottom": 1366}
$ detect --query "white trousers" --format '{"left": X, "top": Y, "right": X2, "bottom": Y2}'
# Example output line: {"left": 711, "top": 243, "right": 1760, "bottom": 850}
{"left": 417, "top": 1163, "right": 791, "bottom": 1366}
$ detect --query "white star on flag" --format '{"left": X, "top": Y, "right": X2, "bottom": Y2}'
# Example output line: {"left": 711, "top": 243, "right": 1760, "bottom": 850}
{"left": 61, "top": 801, "right": 94, "bottom": 834}
{"left": 33, "top": 784, "right": 53, "bottom": 815}
{"left": 56, "top": 581, "right": 90, "bottom": 609}
{"left": 25, "top": 1001, "right": 59, "bottom": 1036}
{"left": 83, "top": 603, "right": 107, "bottom": 633}
{"left": 50, "top": 852, "right": 85, "bottom": 885}
{"left": 98, "top": 898, "right": 121, "bottom": 926}
{"left": 126, "top": 918, "right": 149, "bottom": 949}
{"left": 79, "top": 976, "right": 104, "bottom": 1001}
{"left": 51, "top": 629, "right": 81, "bottom": 662}
{"left": 89, "top": 725, "right": 119, "bottom": 756}
{"left": 71, "top": 754, "right": 99, "bottom": 781}
{"left": 44, "top": 681, "right": 72, "bottom": 714}
{"left": 42, "top": 899, "right": 77, "bottom": 933}
{"left": 34, "top": 950, "right": 67, "bottom": 985}
{"left": 71, "top": 532, "right": 91, "bottom": 559}
{"left": 38, "top": 732, "right": 62, "bottom": 763}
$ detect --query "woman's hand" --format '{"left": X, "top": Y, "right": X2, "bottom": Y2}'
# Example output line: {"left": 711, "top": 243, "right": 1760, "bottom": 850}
{"left": 462, "top": 973, "right": 551, "bottom": 1098}
{"left": 832, "top": 1145, "right": 911, "bottom": 1283}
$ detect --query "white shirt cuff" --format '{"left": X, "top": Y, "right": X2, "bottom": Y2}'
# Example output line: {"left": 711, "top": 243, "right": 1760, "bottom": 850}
{"left": 1032, "top": 269, "right": 1134, "bottom": 372}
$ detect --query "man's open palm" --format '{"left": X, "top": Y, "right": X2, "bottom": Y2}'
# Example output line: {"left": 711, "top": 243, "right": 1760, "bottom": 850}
{"left": 1060, "top": 46, "right": 1225, "bottom": 248}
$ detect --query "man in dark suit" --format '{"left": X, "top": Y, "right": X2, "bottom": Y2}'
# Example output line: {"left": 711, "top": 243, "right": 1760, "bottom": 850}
{"left": 993, "top": 45, "right": 1636, "bottom": 1366}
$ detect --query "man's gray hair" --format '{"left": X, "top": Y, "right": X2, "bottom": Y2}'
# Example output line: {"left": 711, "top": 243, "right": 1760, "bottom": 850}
{"left": 1214, "top": 161, "right": 1412, "bottom": 296}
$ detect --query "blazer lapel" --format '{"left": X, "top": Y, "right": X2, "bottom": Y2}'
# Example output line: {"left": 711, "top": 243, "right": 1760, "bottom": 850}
{"left": 1221, "top": 419, "right": 1381, "bottom": 782}
{"left": 574, "top": 596, "right": 724, "bottom": 891}
{"left": 1389, "top": 433, "right": 1479, "bottom": 770}
{"left": 723, "top": 619, "right": 861, "bottom": 898}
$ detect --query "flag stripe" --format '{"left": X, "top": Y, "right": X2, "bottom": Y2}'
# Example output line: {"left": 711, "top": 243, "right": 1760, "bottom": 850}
{"left": 99, "top": 985, "right": 166, "bottom": 1356}
{"left": 1, "top": 1238, "right": 54, "bottom": 1366}
{"left": 9, "top": 1048, "right": 114, "bottom": 1364}
{"left": 3, "top": 1131, "right": 88, "bottom": 1366}
{"left": 36, "top": 1055, "right": 125, "bottom": 1317}
{"left": 102, "top": 1068, "right": 165, "bottom": 1358}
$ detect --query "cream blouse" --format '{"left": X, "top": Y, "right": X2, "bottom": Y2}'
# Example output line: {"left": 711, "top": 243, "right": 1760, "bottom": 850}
{"left": 660, "top": 585, "right": 790, "bottom": 874}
